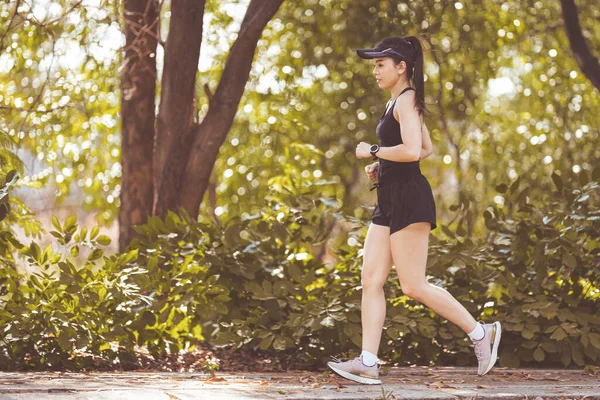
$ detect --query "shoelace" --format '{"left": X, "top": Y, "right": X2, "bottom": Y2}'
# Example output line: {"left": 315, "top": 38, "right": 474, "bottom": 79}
{"left": 330, "top": 355, "right": 343, "bottom": 363}
{"left": 330, "top": 356, "right": 361, "bottom": 365}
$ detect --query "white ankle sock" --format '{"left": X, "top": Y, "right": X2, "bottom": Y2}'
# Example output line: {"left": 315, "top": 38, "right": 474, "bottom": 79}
{"left": 468, "top": 323, "right": 485, "bottom": 341}
{"left": 360, "top": 350, "right": 378, "bottom": 366}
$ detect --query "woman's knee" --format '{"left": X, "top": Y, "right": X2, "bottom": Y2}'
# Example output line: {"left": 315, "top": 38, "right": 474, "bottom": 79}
{"left": 400, "top": 281, "right": 428, "bottom": 301}
{"left": 361, "top": 267, "right": 387, "bottom": 291}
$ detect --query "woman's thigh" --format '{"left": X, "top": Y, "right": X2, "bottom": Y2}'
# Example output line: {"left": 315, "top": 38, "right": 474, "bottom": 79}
{"left": 362, "top": 223, "right": 394, "bottom": 284}
{"left": 389, "top": 222, "right": 430, "bottom": 289}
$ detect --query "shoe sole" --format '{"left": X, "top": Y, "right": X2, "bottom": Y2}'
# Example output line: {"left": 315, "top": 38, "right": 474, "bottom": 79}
{"left": 327, "top": 362, "right": 381, "bottom": 385}
{"left": 480, "top": 321, "right": 502, "bottom": 375}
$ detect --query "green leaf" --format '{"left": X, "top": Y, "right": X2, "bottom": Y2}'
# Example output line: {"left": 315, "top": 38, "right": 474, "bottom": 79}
{"left": 273, "top": 337, "right": 287, "bottom": 351}
{"left": 99, "top": 342, "right": 111, "bottom": 351}
{"left": 551, "top": 172, "right": 563, "bottom": 192}
{"left": 259, "top": 335, "right": 274, "bottom": 350}
{"left": 41, "top": 243, "right": 52, "bottom": 264}
{"left": 550, "top": 327, "right": 567, "bottom": 341}
{"left": 589, "top": 333, "right": 600, "bottom": 350}
{"left": 510, "top": 177, "right": 521, "bottom": 194}
{"left": 560, "top": 347, "right": 571, "bottom": 367}
{"left": 533, "top": 347, "right": 545, "bottom": 362}
{"left": 29, "top": 242, "right": 41, "bottom": 262}
{"left": 121, "top": 249, "right": 138, "bottom": 264}
{"left": 64, "top": 215, "right": 77, "bottom": 232}
{"left": 245, "top": 281, "right": 262, "bottom": 294}
{"left": 541, "top": 341, "right": 557, "bottom": 353}
{"left": 522, "top": 328, "right": 535, "bottom": 340}
{"left": 140, "top": 310, "right": 156, "bottom": 326}
{"left": 57, "top": 330, "right": 73, "bottom": 351}
{"left": 571, "top": 342, "right": 585, "bottom": 366}
{"left": 495, "top": 183, "right": 508, "bottom": 193}
{"left": 52, "top": 216, "right": 63, "bottom": 233}
{"left": 96, "top": 235, "right": 111, "bottom": 246}
{"left": 87, "top": 248, "right": 104, "bottom": 261}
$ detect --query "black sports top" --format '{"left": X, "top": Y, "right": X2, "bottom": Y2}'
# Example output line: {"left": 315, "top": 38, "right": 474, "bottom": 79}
{"left": 376, "top": 87, "right": 421, "bottom": 185}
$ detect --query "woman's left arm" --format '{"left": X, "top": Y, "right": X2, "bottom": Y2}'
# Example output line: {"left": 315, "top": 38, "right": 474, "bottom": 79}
{"left": 419, "top": 122, "right": 433, "bottom": 160}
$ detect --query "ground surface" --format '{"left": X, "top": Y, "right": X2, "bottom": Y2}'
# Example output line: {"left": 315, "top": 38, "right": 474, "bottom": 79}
{"left": 0, "top": 367, "right": 598, "bottom": 399}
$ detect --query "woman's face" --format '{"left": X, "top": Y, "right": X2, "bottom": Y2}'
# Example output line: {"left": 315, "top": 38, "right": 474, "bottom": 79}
{"left": 371, "top": 57, "right": 403, "bottom": 89}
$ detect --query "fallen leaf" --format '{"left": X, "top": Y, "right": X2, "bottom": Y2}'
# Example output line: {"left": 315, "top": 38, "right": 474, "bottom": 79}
{"left": 427, "top": 381, "right": 443, "bottom": 389}
{"left": 206, "top": 376, "right": 227, "bottom": 383}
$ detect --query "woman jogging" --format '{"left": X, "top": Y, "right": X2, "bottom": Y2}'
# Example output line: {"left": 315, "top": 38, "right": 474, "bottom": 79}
{"left": 327, "top": 36, "right": 502, "bottom": 385}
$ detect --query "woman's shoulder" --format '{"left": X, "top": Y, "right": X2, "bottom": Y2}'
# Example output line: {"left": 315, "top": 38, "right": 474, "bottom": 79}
{"left": 394, "top": 89, "right": 416, "bottom": 109}
{"left": 393, "top": 89, "right": 418, "bottom": 121}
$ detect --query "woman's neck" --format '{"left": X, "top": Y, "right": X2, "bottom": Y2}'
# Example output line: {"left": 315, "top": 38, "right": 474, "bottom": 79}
{"left": 389, "top": 81, "right": 411, "bottom": 100}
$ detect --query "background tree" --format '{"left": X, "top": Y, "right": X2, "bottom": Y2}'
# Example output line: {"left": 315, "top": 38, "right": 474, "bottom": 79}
{"left": 2, "top": 0, "right": 598, "bottom": 252}
{"left": 118, "top": 0, "right": 286, "bottom": 250}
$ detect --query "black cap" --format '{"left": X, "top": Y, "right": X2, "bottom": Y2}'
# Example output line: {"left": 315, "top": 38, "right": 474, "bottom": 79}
{"left": 356, "top": 47, "right": 408, "bottom": 60}
{"left": 356, "top": 37, "right": 417, "bottom": 68}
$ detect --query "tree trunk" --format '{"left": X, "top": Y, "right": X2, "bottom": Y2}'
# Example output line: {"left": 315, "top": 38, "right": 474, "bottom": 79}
{"left": 119, "top": 0, "right": 159, "bottom": 251}
{"left": 560, "top": 0, "right": 600, "bottom": 90}
{"left": 153, "top": 0, "right": 206, "bottom": 218}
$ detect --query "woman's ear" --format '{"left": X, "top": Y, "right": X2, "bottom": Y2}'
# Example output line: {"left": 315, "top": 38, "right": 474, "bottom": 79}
{"left": 395, "top": 61, "right": 406, "bottom": 75}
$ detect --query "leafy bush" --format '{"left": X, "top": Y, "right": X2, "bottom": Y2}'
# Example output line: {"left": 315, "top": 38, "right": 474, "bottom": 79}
{"left": 0, "top": 166, "right": 598, "bottom": 371}
{"left": 481, "top": 170, "right": 600, "bottom": 369}
{"left": 0, "top": 214, "right": 223, "bottom": 370}
{"left": 127, "top": 167, "right": 600, "bottom": 370}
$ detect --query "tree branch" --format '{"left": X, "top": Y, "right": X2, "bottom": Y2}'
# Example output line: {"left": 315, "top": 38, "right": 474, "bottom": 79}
{"left": 0, "top": 0, "right": 21, "bottom": 52}
{"left": 180, "top": 0, "right": 285, "bottom": 216}
{"left": 560, "top": 0, "right": 600, "bottom": 90}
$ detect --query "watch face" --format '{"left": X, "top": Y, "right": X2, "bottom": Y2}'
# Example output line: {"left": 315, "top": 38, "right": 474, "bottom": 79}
{"left": 370, "top": 145, "right": 378, "bottom": 152}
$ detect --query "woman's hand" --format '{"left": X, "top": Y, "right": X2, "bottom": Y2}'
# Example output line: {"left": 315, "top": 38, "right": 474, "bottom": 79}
{"left": 356, "top": 142, "right": 372, "bottom": 159}
{"left": 365, "top": 162, "right": 379, "bottom": 181}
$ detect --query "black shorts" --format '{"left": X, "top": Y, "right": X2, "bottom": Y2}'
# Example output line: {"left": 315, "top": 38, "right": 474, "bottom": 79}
{"left": 371, "top": 174, "right": 437, "bottom": 235}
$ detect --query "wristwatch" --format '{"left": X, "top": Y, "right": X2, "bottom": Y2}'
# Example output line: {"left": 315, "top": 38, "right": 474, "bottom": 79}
{"left": 369, "top": 144, "right": 380, "bottom": 160}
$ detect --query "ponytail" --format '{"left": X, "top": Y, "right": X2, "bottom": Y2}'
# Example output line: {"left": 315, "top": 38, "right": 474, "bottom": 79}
{"left": 405, "top": 36, "right": 428, "bottom": 117}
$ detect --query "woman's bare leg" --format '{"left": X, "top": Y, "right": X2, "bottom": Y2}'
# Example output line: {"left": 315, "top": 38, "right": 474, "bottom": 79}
{"left": 389, "top": 222, "right": 478, "bottom": 333}
{"left": 361, "top": 223, "right": 394, "bottom": 355}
